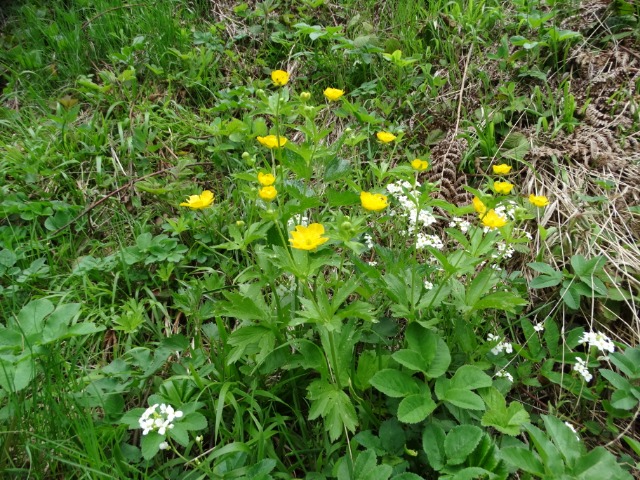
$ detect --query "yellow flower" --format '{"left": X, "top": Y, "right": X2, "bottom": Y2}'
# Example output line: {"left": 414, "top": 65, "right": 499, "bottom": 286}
{"left": 472, "top": 196, "right": 487, "bottom": 215}
{"left": 323, "top": 88, "right": 344, "bottom": 101}
{"left": 481, "top": 209, "right": 507, "bottom": 229}
{"left": 360, "top": 191, "right": 389, "bottom": 212}
{"left": 180, "top": 190, "right": 214, "bottom": 209}
{"left": 258, "top": 186, "right": 277, "bottom": 202}
{"left": 258, "top": 172, "right": 275, "bottom": 186}
{"left": 529, "top": 194, "right": 550, "bottom": 207}
{"left": 271, "top": 70, "right": 289, "bottom": 87}
{"left": 289, "top": 223, "right": 329, "bottom": 251}
{"left": 257, "top": 135, "right": 287, "bottom": 149}
{"left": 376, "top": 131, "right": 397, "bottom": 143}
{"left": 492, "top": 164, "right": 512, "bottom": 175}
{"left": 493, "top": 181, "right": 514, "bottom": 195}
{"left": 411, "top": 159, "right": 429, "bottom": 171}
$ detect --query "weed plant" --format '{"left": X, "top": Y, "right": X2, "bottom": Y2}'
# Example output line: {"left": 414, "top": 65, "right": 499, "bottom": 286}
{"left": 1, "top": 0, "right": 639, "bottom": 478}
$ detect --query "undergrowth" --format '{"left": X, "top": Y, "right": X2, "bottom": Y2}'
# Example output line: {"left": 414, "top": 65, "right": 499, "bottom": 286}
{"left": 1, "top": 0, "right": 639, "bottom": 478}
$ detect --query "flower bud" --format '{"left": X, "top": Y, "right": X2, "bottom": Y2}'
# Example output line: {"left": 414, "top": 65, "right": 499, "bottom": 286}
{"left": 300, "top": 91, "right": 311, "bottom": 101}
{"left": 235, "top": 220, "right": 245, "bottom": 227}
{"left": 241, "top": 152, "right": 250, "bottom": 160}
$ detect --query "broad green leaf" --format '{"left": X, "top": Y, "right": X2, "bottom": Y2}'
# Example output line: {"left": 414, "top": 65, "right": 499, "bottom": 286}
{"left": 369, "top": 369, "right": 420, "bottom": 398}
{"left": 180, "top": 412, "right": 208, "bottom": 431}
{"left": 443, "top": 389, "right": 485, "bottom": 410}
{"left": 392, "top": 349, "right": 427, "bottom": 372}
{"left": 481, "top": 388, "right": 530, "bottom": 436}
{"left": 527, "top": 262, "right": 559, "bottom": 276}
{"left": 17, "top": 299, "right": 55, "bottom": 339}
{"left": 422, "top": 423, "right": 446, "bottom": 471}
{"left": 543, "top": 415, "right": 583, "bottom": 468}
{"left": 351, "top": 449, "right": 393, "bottom": 480}
{"left": 169, "top": 423, "right": 189, "bottom": 446}
{"left": 530, "top": 273, "right": 563, "bottom": 289}
{"left": 466, "top": 268, "right": 499, "bottom": 308}
{"left": 141, "top": 432, "right": 164, "bottom": 460}
{"left": 41, "top": 303, "right": 81, "bottom": 343}
{"left": 450, "top": 365, "right": 492, "bottom": 390}
{"left": 397, "top": 393, "right": 436, "bottom": 424}
{"left": 472, "top": 291, "right": 528, "bottom": 313}
{"left": 307, "top": 380, "right": 358, "bottom": 441}
{"left": 444, "top": 425, "right": 483, "bottom": 465}
{"left": 524, "top": 423, "right": 564, "bottom": 474}
{"left": 573, "top": 446, "right": 633, "bottom": 480}
{"left": 500, "top": 447, "right": 545, "bottom": 476}
{"left": 12, "top": 357, "right": 35, "bottom": 392}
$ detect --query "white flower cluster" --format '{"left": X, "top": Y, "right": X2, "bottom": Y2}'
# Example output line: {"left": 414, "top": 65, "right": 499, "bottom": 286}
{"left": 423, "top": 280, "right": 434, "bottom": 290}
{"left": 492, "top": 241, "right": 515, "bottom": 260}
{"left": 533, "top": 322, "right": 545, "bottom": 332}
{"left": 579, "top": 331, "right": 615, "bottom": 353}
{"left": 363, "top": 233, "right": 374, "bottom": 249}
{"left": 386, "top": 180, "right": 437, "bottom": 233}
{"left": 494, "top": 201, "right": 518, "bottom": 221}
{"left": 449, "top": 217, "right": 472, "bottom": 233}
{"left": 487, "top": 333, "right": 513, "bottom": 355}
{"left": 416, "top": 233, "right": 444, "bottom": 250}
{"left": 368, "top": 261, "right": 378, "bottom": 267}
{"left": 495, "top": 369, "right": 514, "bottom": 382}
{"left": 287, "top": 214, "right": 309, "bottom": 230}
{"left": 139, "top": 403, "right": 184, "bottom": 436}
{"left": 573, "top": 357, "right": 593, "bottom": 382}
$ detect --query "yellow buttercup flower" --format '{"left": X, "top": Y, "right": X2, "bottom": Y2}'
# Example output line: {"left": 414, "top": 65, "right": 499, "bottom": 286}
{"left": 257, "top": 135, "right": 287, "bottom": 149}
{"left": 481, "top": 209, "right": 507, "bottom": 229}
{"left": 492, "top": 164, "right": 512, "bottom": 175}
{"left": 289, "top": 223, "right": 329, "bottom": 251}
{"left": 529, "top": 194, "right": 550, "bottom": 207}
{"left": 493, "top": 181, "right": 514, "bottom": 195}
{"left": 271, "top": 70, "right": 289, "bottom": 87}
{"left": 180, "top": 190, "right": 214, "bottom": 209}
{"left": 411, "top": 159, "right": 429, "bottom": 171}
{"left": 360, "top": 191, "right": 389, "bottom": 212}
{"left": 258, "top": 186, "right": 277, "bottom": 202}
{"left": 323, "top": 88, "right": 344, "bottom": 101}
{"left": 258, "top": 172, "right": 275, "bottom": 186}
{"left": 376, "top": 131, "right": 397, "bottom": 144}
{"left": 472, "top": 196, "right": 487, "bottom": 215}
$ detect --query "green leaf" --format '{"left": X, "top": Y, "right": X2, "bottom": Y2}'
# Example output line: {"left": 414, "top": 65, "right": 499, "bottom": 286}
{"left": 524, "top": 423, "right": 564, "bottom": 474}
{"left": 169, "top": 423, "right": 189, "bottom": 447}
{"left": 450, "top": 365, "right": 493, "bottom": 390}
{"left": 499, "top": 447, "right": 545, "bottom": 476}
{"left": 573, "top": 446, "right": 633, "bottom": 480}
{"left": 543, "top": 415, "right": 583, "bottom": 468}
{"left": 392, "top": 349, "right": 427, "bottom": 372}
{"left": 397, "top": 393, "right": 437, "bottom": 424}
{"left": 444, "top": 425, "right": 484, "bottom": 465}
{"left": 466, "top": 268, "right": 499, "bottom": 308}
{"left": 352, "top": 449, "right": 393, "bottom": 480}
{"left": 42, "top": 303, "right": 81, "bottom": 343}
{"left": 12, "top": 357, "right": 35, "bottom": 392}
{"left": 481, "top": 388, "right": 530, "bottom": 436}
{"left": 472, "top": 291, "right": 528, "bottom": 312}
{"left": 528, "top": 262, "right": 559, "bottom": 276}
{"left": 530, "top": 273, "right": 563, "bottom": 289}
{"left": 422, "top": 423, "right": 446, "bottom": 471}
{"left": 141, "top": 432, "right": 164, "bottom": 460}
{"left": 443, "top": 389, "right": 485, "bottom": 410}
{"left": 17, "top": 298, "right": 55, "bottom": 339}
{"left": 180, "top": 412, "right": 208, "bottom": 431}
{"left": 307, "top": 380, "right": 358, "bottom": 441}
{"left": 369, "top": 369, "right": 420, "bottom": 398}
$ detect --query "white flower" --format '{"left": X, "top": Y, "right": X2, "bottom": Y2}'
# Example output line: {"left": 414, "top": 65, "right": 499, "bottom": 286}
{"left": 196, "top": 436, "right": 203, "bottom": 444}
{"left": 579, "top": 331, "right": 615, "bottom": 353}
{"left": 368, "top": 261, "right": 378, "bottom": 266}
{"left": 487, "top": 334, "right": 513, "bottom": 356}
{"left": 492, "top": 241, "right": 514, "bottom": 259}
{"left": 424, "top": 280, "right": 433, "bottom": 290}
{"left": 533, "top": 322, "right": 545, "bottom": 332}
{"left": 136, "top": 402, "right": 184, "bottom": 437}
{"left": 416, "top": 233, "right": 444, "bottom": 250}
{"left": 495, "top": 370, "right": 514, "bottom": 382}
{"left": 363, "top": 233, "right": 374, "bottom": 249}
{"left": 159, "top": 441, "right": 170, "bottom": 450}
{"left": 573, "top": 357, "right": 593, "bottom": 382}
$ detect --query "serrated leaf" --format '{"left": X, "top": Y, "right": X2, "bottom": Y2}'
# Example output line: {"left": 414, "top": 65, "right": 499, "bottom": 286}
{"left": 472, "top": 291, "right": 528, "bottom": 312}
{"left": 141, "top": 432, "right": 164, "bottom": 460}
{"left": 444, "top": 425, "right": 484, "bottom": 465}
{"left": 180, "top": 412, "right": 208, "bottom": 431}
{"left": 307, "top": 380, "right": 358, "bottom": 441}
{"left": 397, "top": 393, "right": 437, "bottom": 424}
{"left": 444, "top": 389, "right": 485, "bottom": 410}
{"left": 450, "top": 365, "right": 493, "bottom": 390}
{"left": 422, "top": 423, "right": 446, "bottom": 471}
{"left": 500, "top": 447, "right": 545, "bottom": 476}
{"left": 369, "top": 369, "right": 420, "bottom": 398}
